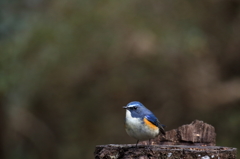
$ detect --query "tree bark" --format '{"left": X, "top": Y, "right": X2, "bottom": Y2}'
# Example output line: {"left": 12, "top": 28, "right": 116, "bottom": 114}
{"left": 94, "top": 120, "right": 237, "bottom": 159}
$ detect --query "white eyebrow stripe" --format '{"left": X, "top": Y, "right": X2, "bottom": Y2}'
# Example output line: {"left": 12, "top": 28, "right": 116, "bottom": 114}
{"left": 127, "top": 104, "right": 137, "bottom": 107}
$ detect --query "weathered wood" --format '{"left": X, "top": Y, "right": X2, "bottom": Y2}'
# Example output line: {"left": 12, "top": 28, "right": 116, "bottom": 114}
{"left": 95, "top": 144, "right": 237, "bottom": 159}
{"left": 94, "top": 120, "right": 237, "bottom": 159}
{"left": 140, "top": 120, "right": 216, "bottom": 146}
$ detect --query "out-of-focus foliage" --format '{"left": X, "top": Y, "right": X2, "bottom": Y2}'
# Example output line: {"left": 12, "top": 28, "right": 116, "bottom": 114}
{"left": 1, "top": 0, "right": 240, "bottom": 158}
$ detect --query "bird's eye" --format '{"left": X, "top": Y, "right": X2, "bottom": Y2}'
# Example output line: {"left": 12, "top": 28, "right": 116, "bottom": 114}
{"left": 133, "top": 106, "right": 137, "bottom": 110}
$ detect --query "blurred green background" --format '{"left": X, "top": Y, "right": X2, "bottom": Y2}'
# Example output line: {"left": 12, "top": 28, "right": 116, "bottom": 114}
{"left": 1, "top": 0, "right": 240, "bottom": 158}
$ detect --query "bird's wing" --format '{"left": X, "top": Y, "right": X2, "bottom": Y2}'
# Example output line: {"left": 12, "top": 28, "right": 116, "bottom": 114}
{"left": 145, "top": 114, "right": 159, "bottom": 127}
{"left": 145, "top": 114, "right": 166, "bottom": 135}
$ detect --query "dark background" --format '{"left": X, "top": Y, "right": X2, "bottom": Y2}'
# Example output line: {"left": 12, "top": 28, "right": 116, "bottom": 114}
{"left": 1, "top": 0, "right": 240, "bottom": 158}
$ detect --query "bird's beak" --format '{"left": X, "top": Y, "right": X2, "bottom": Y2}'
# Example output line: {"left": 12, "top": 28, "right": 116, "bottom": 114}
{"left": 123, "top": 106, "right": 127, "bottom": 109}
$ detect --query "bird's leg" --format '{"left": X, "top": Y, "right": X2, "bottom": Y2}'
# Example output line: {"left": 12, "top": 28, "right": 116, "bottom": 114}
{"left": 148, "top": 139, "right": 154, "bottom": 154}
{"left": 135, "top": 140, "right": 139, "bottom": 148}
{"left": 148, "top": 139, "right": 151, "bottom": 149}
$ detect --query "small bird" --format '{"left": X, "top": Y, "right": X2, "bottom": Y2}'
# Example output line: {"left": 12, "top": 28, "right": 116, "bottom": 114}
{"left": 123, "top": 101, "right": 165, "bottom": 147}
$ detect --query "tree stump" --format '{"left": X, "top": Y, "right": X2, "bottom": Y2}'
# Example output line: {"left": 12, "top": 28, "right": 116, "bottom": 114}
{"left": 94, "top": 120, "right": 237, "bottom": 159}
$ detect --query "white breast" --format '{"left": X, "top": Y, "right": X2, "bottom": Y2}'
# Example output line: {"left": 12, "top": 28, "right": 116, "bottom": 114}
{"left": 125, "top": 110, "right": 159, "bottom": 141}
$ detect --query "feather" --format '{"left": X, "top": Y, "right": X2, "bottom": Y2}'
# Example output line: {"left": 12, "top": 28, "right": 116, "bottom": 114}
{"left": 145, "top": 114, "right": 166, "bottom": 135}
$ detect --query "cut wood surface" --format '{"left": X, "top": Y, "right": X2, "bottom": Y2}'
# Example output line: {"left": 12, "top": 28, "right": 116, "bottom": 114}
{"left": 94, "top": 120, "right": 237, "bottom": 159}
{"left": 95, "top": 144, "right": 236, "bottom": 159}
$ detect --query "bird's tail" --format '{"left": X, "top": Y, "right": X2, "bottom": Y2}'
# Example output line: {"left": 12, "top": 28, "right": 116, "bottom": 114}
{"left": 159, "top": 124, "right": 166, "bottom": 135}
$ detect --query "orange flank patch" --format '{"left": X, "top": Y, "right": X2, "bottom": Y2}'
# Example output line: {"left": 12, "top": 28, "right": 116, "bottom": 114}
{"left": 143, "top": 118, "right": 158, "bottom": 130}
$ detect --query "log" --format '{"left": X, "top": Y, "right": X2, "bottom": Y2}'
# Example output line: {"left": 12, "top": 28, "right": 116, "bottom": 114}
{"left": 140, "top": 120, "right": 216, "bottom": 146}
{"left": 95, "top": 144, "right": 236, "bottom": 159}
{"left": 94, "top": 120, "right": 237, "bottom": 159}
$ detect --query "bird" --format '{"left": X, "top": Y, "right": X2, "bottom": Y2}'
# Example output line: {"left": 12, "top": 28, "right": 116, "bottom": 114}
{"left": 123, "top": 101, "right": 165, "bottom": 147}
